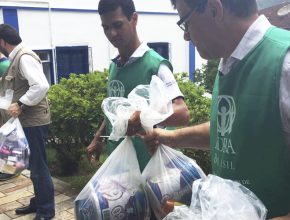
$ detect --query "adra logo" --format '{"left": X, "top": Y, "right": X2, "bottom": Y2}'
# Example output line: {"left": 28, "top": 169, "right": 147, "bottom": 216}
{"left": 108, "top": 80, "right": 125, "bottom": 97}
{"left": 214, "top": 95, "right": 237, "bottom": 170}
{"left": 217, "top": 95, "right": 236, "bottom": 136}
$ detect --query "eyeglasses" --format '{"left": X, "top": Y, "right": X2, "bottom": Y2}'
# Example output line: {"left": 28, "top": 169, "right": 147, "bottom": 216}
{"left": 176, "top": 7, "right": 196, "bottom": 32}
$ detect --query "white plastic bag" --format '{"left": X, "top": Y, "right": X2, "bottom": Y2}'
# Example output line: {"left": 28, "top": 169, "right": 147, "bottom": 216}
{"left": 74, "top": 137, "right": 150, "bottom": 220}
{"left": 101, "top": 97, "right": 138, "bottom": 141}
{"left": 189, "top": 175, "right": 267, "bottom": 220}
{"left": 0, "top": 89, "right": 14, "bottom": 110}
{"left": 0, "top": 117, "right": 30, "bottom": 174}
{"left": 75, "top": 76, "right": 174, "bottom": 219}
{"left": 129, "top": 75, "right": 173, "bottom": 132}
{"left": 102, "top": 75, "right": 173, "bottom": 141}
{"left": 162, "top": 205, "right": 195, "bottom": 220}
{"left": 142, "top": 144, "right": 206, "bottom": 220}
{"left": 164, "top": 175, "right": 267, "bottom": 220}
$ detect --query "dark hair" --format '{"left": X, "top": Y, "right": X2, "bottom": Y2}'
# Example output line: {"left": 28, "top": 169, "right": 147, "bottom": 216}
{"left": 0, "top": 24, "right": 22, "bottom": 45}
{"left": 171, "top": 0, "right": 258, "bottom": 18}
{"left": 171, "top": 0, "right": 207, "bottom": 12}
{"left": 98, "top": 0, "right": 136, "bottom": 20}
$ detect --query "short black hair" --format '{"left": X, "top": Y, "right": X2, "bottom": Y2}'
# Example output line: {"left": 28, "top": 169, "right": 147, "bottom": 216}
{"left": 0, "top": 24, "right": 22, "bottom": 45}
{"left": 171, "top": 0, "right": 206, "bottom": 12}
{"left": 171, "top": 0, "right": 258, "bottom": 18}
{"left": 98, "top": 0, "right": 136, "bottom": 20}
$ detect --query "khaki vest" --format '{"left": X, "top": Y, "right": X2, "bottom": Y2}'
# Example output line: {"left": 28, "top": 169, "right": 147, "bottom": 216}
{"left": 0, "top": 47, "right": 51, "bottom": 127}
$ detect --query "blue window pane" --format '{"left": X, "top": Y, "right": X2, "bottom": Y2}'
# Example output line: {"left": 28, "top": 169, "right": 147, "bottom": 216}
{"left": 147, "top": 42, "right": 169, "bottom": 60}
{"left": 56, "top": 46, "right": 89, "bottom": 80}
{"left": 3, "top": 8, "right": 19, "bottom": 32}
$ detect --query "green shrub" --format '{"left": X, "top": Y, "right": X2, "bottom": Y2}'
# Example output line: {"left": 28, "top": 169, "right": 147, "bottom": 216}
{"left": 194, "top": 59, "right": 219, "bottom": 94}
{"left": 176, "top": 73, "right": 211, "bottom": 124}
{"left": 47, "top": 70, "right": 212, "bottom": 177}
{"left": 47, "top": 71, "right": 108, "bottom": 175}
{"left": 176, "top": 73, "right": 212, "bottom": 174}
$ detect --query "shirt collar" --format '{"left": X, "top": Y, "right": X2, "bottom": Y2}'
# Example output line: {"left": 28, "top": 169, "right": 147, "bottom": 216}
{"left": 8, "top": 42, "right": 25, "bottom": 61}
{"left": 111, "top": 42, "right": 150, "bottom": 67}
{"left": 129, "top": 41, "right": 150, "bottom": 58}
{"left": 218, "top": 15, "right": 272, "bottom": 73}
{"left": 229, "top": 15, "right": 272, "bottom": 61}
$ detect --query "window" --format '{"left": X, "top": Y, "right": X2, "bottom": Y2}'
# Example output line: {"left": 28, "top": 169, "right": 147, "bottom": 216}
{"left": 34, "top": 50, "right": 54, "bottom": 85}
{"left": 56, "top": 46, "right": 89, "bottom": 80}
{"left": 147, "top": 42, "right": 170, "bottom": 60}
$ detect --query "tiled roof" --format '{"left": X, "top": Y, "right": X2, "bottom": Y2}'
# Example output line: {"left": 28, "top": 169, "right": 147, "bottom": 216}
{"left": 259, "top": 2, "right": 290, "bottom": 30}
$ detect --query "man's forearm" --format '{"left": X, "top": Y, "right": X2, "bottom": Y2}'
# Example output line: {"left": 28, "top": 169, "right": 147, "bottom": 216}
{"left": 92, "top": 120, "right": 106, "bottom": 143}
{"left": 158, "top": 98, "right": 189, "bottom": 127}
{"left": 94, "top": 120, "right": 106, "bottom": 140}
{"left": 161, "top": 122, "right": 210, "bottom": 150}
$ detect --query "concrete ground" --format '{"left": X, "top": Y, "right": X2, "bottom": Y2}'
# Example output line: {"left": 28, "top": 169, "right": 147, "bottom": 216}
{"left": 0, "top": 170, "right": 78, "bottom": 220}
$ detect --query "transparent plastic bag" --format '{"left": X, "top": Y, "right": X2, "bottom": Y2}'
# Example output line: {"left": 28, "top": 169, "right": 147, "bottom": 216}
{"left": 129, "top": 75, "right": 173, "bottom": 132}
{"left": 102, "top": 97, "right": 138, "bottom": 141}
{"left": 75, "top": 76, "right": 173, "bottom": 219}
{"left": 163, "top": 175, "right": 267, "bottom": 220}
{"left": 0, "top": 117, "right": 30, "bottom": 174}
{"left": 142, "top": 144, "right": 206, "bottom": 220}
{"left": 74, "top": 137, "right": 150, "bottom": 220}
{"left": 163, "top": 205, "right": 195, "bottom": 220}
{"left": 0, "top": 89, "right": 14, "bottom": 110}
{"left": 102, "top": 75, "right": 173, "bottom": 141}
{"left": 189, "top": 175, "right": 267, "bottom": 220}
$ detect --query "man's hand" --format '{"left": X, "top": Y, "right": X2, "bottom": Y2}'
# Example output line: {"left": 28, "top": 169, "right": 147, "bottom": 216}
{"left": 85, "top": 139, "right": 104, "bottom": 164}
{"left": 127, "top": 111, "right": 142, "bottom": 136}
{"left": 138, "top": 128, "right": 164, "bottom": 155}
{"left": 7, "top": 103, "right": 22, "bottom": 118}
{"left": 86, "top": 120, "right": 106, "bottom": 164}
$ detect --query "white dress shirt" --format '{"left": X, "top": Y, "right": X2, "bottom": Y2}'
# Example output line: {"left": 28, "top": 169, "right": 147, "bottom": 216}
{"left": 8, "top": 43, "right": 49, "bottom": 106}
{"left": 112, "top": 42, "right": 184, "bottom": 101}
{"left": 219, "top": 15, "right": 290, "bottom": 146}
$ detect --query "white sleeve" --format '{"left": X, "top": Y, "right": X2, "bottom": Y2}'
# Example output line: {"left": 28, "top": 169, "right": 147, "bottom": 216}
{"left": 157, "top": 63, "right": 184, "bottom": 101}
{"left": 280, "top": 50, "right": 290, "bottom": 146}
{"left": 18, "top": 54, "right": 49, "bottom": 106}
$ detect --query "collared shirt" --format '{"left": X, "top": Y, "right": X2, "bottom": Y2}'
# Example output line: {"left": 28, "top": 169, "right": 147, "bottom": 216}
{"left": 111, "top": 42, "right": 184, "bottom": 101}
{"left": 219, "top": 15, "right": 290, "bottom": 145}
{"left": 8, "top": 43, "right": 49, "bottom": 106}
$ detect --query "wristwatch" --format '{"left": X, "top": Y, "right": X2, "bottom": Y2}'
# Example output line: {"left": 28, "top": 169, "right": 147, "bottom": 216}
{"left": 17, "top": 100, "right": 23, "bottom": 108}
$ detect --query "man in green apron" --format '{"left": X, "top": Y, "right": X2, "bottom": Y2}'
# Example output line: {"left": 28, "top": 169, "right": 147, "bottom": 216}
{"left": 141, "top": 0, "right": 290, "bottom": 219}
{"left": 86, "top": 0, "right": 189, "bottom": 173}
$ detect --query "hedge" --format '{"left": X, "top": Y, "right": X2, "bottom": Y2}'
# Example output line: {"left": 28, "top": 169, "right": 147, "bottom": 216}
{"left": 47, "top": 71, "right": 212, "bottom": 175}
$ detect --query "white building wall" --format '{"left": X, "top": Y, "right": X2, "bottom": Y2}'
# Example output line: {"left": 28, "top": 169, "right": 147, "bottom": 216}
{"left": 18, "top": 10, "right": 51, "bottom": 49}
{"left": 0, "top": 9, "right": 4, "bottom": 23}
{"left": 137, "top": 13, "right": 190, "bottom": 73}
{"left": 0, "top": 0, "right": 206, "bottom": 82}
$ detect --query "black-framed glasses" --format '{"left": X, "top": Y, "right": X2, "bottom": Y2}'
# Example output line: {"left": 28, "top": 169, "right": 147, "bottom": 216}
{"left": 176, "top": 7, "right": 196, "bottom": 32}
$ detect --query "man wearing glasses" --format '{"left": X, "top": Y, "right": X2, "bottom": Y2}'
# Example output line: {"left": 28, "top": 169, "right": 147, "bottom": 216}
{"left": 141, "top": 0, "right": 290, "bottom": 219}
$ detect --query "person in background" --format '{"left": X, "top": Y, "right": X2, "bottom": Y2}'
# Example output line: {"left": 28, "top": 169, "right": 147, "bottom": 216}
{"left": 0, "top": 24, "right": 54, "bottom": 220}
{"left": 86, "top": 0, "right": 189, "bottom": 173}
{"left": 140, "top": 0, "right": 290, "bottom": 219}
{"left": 0, "top": 52, "right": 9, "bottom": 76}
{"left": 0, "top": 52, "right": 14, "bottom": 181}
